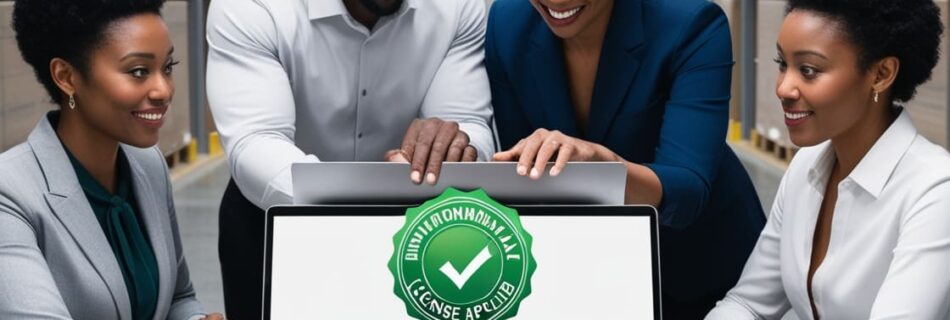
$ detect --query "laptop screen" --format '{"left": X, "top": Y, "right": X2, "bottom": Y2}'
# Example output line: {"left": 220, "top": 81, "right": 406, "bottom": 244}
{"left": 264, "top": 206, "right": 661, "bottom": 319}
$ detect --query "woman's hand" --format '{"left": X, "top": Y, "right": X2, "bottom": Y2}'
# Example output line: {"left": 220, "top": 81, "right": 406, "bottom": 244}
{"left": 493, "top": 128, "right": 620, "bottom": 179}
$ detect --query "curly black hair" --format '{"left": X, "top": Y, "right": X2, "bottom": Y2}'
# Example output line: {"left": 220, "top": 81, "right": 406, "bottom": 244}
{"left": 786, "top": 0, "right": 943, "bottom": 103}
{"left": 12, "top": 0, "right": 165, "bottom": 105}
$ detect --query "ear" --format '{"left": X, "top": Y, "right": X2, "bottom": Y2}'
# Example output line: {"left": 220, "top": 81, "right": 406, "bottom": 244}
{"left": 870, "top": 56, "right": 899, "bottom": 95}
{"left": 49, "top": 58, "right": 81, "bottom": 99}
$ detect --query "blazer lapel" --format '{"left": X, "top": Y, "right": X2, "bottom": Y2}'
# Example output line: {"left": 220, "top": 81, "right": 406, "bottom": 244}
{"left": 30, "top": 114, "right": 133, "bottom": 320}
{"left": 526, "top": 22, "right": 580, "bottom": 137}
{"left": 587, "top": 0, "right": 645, "bottom": 143}
{"left": 123, "top": 145, "right": 172, "bottom": 320}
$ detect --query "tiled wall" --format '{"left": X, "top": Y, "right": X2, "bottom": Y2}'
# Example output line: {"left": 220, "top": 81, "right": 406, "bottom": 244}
{"left": 0, "top": 1, "right": 192, "bottom": 155}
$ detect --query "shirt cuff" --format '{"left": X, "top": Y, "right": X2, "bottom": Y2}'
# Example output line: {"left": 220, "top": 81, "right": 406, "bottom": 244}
{"left": 458, "top": 121, "right": 494, "bottom": 162}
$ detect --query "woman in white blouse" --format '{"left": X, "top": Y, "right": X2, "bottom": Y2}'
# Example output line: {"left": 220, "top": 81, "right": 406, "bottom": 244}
{"left": 706, "top": 0, "right": 950, "bottom": 319}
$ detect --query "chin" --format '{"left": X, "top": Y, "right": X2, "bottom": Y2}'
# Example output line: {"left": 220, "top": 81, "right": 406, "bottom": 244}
{"left": 123, "top": 137, "right": 160, "bottom": 149}
{"left": 545, "top": 24, "right": 581, "bottom": 40}
{"left": 789, "top": 133, "right": 823, "bottom": 148}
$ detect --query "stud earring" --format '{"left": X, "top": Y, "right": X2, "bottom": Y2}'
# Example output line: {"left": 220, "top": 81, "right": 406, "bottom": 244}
{"left": 68, "top": 95, "right": 76, "bottom": 109}
{"left": 873, "top": 91, "right": 879, "bottom": 103}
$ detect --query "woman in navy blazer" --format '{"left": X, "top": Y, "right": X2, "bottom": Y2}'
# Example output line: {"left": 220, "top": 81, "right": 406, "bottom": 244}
{"left": 486, "top": 0, "right": 765, "bottom": 317}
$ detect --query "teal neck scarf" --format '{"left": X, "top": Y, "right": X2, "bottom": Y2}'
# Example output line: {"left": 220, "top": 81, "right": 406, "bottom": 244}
{"left": 65, "top": 147, "right": 159, "bottom": 320}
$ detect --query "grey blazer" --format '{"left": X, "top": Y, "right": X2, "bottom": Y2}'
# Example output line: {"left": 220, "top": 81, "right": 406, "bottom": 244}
{"left": 0, "top": 114, "right": 205, "bottom": 320}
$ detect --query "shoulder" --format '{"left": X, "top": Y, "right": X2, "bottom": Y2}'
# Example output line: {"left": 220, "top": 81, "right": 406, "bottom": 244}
{"left": 0, "top": 143, "right": 44, "bottom": 191}
{"left": 208, "top": 0, "right": 303, "bottom": 18}
{"left": 0, "top": 143, "right": 46, "bottom": 222}
{"left": 486, "top": 0, "right": 540, "bottom": 42}
{"left": 643, "top": 0, "right": 726, "bottom": 27}
{"left": 894, "top": 135, "right": 950, "bottom": 192}
{"left": 485, "top": 0, "right": 540, "bottom": 63}
{"left": 419, "top": 0, "right": 487, "bottom": 19}
{"left": 0, "top": 143, "right": 37, "bottom": 174}
{"left": 206, "top": 0, "right": 293, "bottom": 24}
{"left": 206, "top": 0, "right": 305, "bottom": 44}
{"left": 487, "top": 0, "right": 537, "bottom": 27}
{"left": 412, "top": 0, "right": 488, "bottom": 41}
{"left": 641, "top": 0, "right": 729, "bottom": 46}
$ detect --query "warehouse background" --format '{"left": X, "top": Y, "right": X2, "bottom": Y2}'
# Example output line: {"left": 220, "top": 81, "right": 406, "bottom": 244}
{"left": 0, "top": 0, "right": 947, "bottom": 317}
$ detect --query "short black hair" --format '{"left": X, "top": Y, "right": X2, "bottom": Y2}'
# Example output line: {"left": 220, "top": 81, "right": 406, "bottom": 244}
{"left": 786, "top": 0, "right": 943, "bottom": 103}
{"left": 12, "top": 0, "right": 165, "bottom": 105}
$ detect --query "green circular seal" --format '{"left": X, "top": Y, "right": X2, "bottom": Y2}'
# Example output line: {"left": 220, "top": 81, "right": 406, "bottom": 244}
{"left": 389, "top": 188, "right": 536, "bottom": 320}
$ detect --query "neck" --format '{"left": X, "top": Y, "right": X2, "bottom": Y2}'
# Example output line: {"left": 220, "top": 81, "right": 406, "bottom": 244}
{"left": 829, "top": 105, "right": 897, "bottom": 177}
{"left": 343, "top": 0, "right": 381, "bottom": 30}
{"left": 56, "top": 109, "right": 120, "bottom": 193}
{"left": 562, "top": 3, "right": 613, "bottom": 54}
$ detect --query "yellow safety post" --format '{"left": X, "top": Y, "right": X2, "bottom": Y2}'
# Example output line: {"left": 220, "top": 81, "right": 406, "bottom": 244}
{"left": 187, "top": 138, "right": 198, "bottom": 163}
{"left": 209, "top": 131, "right": 223, "bottom": 156}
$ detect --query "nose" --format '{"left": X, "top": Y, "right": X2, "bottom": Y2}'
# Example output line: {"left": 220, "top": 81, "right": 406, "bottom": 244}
{"left": 148, "top": 73, "right": 174, "bottom": 105}
{"left": 775, "top": 71, "right": 800, "bottom": 103}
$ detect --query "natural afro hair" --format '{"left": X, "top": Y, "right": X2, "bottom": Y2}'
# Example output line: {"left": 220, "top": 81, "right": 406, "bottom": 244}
{"left": 12, "top": 0, "right": 165, "bottom": 105}
{"left": 786, "top": 0, "right": 943, "bottom": 103}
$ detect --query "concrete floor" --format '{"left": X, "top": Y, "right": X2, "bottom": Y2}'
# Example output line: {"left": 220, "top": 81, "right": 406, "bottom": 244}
{"left": 171, "top": 144, "right": 786, "bottom": 316}
{"left": 172, "top": 157, "right": 229, "bottom": 314}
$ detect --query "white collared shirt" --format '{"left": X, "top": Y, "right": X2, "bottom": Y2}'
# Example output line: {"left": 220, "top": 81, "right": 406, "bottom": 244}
{"left": 707, "top": 110, "right": 950, "bottom": 320}
{"left": 206, "top": 0, "right": 494, "bottom": 209}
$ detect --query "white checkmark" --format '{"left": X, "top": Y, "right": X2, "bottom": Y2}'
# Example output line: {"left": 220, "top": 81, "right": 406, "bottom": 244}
{"left": 440, "top": 245, "right": 492, "bottom": 290}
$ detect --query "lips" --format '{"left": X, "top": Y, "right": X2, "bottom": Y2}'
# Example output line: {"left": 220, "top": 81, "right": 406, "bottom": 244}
{"left": 540, "top": 3, "right": 585, "bottom": 26}
{"left": 784, "top": 109, "right": 814, "bottom": 126}
{"left": 133, "top": 111, "right": 165, "bottom": 121}
{"left": 131, "top": 106, "right": 168, "bottom": 129}
{"left": 547, "top": 6, "right": 582, "bottom": 20}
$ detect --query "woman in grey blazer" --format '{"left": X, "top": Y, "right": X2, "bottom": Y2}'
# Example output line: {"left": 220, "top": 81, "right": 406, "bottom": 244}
{"left": 0, "top": 0, "right": 222, "bottom": 319}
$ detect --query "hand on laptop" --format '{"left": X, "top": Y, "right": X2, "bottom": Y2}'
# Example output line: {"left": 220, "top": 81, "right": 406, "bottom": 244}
{"left": 385, "top": 118, "right": 477, "bottom": 185}
{"left": 201, "top": 313, "right": 225, "bottom": 320}
{"left": 493, "top": 128, "right": 620, "bottom": 179}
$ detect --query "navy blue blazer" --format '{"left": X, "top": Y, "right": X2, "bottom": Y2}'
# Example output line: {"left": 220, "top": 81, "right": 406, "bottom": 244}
{"left": 486, "top": 0, "right": 766, "bottom": 302}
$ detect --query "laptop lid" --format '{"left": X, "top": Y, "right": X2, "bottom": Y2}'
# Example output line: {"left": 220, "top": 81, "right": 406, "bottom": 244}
{"left": 263, "top": 205, "right": 662, "bottom": 319}
{"left": 291, "top": 162, "right": 626, "bottom": 205}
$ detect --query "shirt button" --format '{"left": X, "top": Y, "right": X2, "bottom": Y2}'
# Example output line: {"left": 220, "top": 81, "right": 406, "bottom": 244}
{"left": 361, "top": 89, "right": 367, "bottom": 96}
{"left": 358, "top": 132, "right": 363, "bottom": 139}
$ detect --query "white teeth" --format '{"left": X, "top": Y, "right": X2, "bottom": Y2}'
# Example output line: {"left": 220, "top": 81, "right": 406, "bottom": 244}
{"left": 134, "top": 113, "right": 164, "bottom": 121}
{"left": 548, "top": 6, "right": 581, "bottom": 20}
{"left": 784, "top": 111, "right": 812, "bottom": 120}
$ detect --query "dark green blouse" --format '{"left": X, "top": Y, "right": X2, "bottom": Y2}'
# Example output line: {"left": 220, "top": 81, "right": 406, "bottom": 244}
{"left": 65, "top": 147, "right": 159, "bottom": 320}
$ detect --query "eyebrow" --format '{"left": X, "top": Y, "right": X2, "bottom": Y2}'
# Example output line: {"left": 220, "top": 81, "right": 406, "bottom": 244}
{"left": 120, "top": 47, "right": 176, "bottom": 61}
{"left": 793, "top": 50, "right": 828, "bottom": 60}
{"left": 776, "top": 43, "right": 828, "bottom": 60}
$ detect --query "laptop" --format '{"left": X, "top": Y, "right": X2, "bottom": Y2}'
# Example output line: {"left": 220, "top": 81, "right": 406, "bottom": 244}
{"left": 292, "top": 162, "right": 627, "bottom": 205}
{"left": 263, "top": 205, "right": 662, "bottom": 319}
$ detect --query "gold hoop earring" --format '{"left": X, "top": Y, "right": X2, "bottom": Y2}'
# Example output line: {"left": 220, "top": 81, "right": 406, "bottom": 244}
{"left": 873, "top": 91, "right": 879, "bottom": 103}
{"left": 68, "top": 95, "right": 76, "bottom": 109}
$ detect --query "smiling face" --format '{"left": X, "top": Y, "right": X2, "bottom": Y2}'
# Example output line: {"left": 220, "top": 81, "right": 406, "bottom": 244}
{"left": 66, "top": 13, "right": 176, "bottom": 148}
{"left": 529, "top": 0, "right": 613, "bottom": 40}
{"left": 775, "top": 10, "right": 879, "bottom": 147}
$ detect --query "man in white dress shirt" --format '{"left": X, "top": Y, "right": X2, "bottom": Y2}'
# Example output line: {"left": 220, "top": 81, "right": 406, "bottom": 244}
{"left": 205, "top": 0, "right": 494, "bottom": 317}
